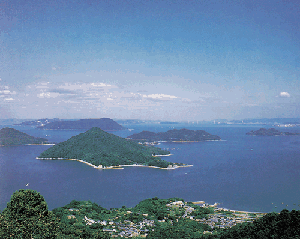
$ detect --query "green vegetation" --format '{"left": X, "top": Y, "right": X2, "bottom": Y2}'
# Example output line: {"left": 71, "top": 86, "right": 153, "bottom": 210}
{"left": 246, "top": 128, "right": 300, "bottom": 136}
{"left": 0, "top": 189, "right": 109, "bottom": 238}
{"left": 38, "top": 127, "right": 176, "bottom": 168}
{"left": 52, "top": 196, "right": 213, "bottom": 238}
{"left": 219, "top": 209, "right": 300, "bottom": 239}
{"left": 127, "top": 128, "right": 221, "bottom": 142}
{"left": 1, "top": 189, "right": 300, "bottom": 238}
{"left": 37, "top": 118, "right": 124, "bottom": 130}
{"left": 0, "top": 127, "right": 48, "bottom": 145}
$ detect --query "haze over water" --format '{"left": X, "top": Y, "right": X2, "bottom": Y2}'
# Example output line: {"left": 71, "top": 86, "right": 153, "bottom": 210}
{"left": 1, "top": 123, "right": 300, "bottom": 213}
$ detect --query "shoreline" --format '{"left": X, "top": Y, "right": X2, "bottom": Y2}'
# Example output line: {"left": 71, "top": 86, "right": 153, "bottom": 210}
{"left": 152, "top": 154, "right": 172, "bottom": 157}
{"left": 1, "top": 143, "right": 55, "bottom": 147}
{"left": 133, "top": 140, "right": 222, "bottom": 143}
{"left": 25, "top": 143, "right": 56, "bottom": 146}
{"left": 191, "top": 201, "right": 266, "bottom": 215}
{"left": 36, "top": 157, "right": 193, "bottom": 170}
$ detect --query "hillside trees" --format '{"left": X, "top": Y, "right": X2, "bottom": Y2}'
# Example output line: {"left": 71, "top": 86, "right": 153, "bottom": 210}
{"left": 0, "top": 189, "right": 59, "bottom": 238}
{"left": 39, "top": 127, "right": 173, "bottom": 168}
{"left": 219, "top": 209, "right": 300, "bottom": 238}
{"left": 0, "top": 127, "right": 48, "bottom": 145}
{"left": 0, "top": 189, "right": 109, "bottom": 239}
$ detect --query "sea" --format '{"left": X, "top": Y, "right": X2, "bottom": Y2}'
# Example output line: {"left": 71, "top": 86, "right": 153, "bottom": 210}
{"left": 0, "top": 123, "right": 300, "bottom": 213}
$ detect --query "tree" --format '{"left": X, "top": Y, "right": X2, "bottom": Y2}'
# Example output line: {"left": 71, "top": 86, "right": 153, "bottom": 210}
{"left": 0, "top": 190, "right": 110, "bottom": 239}
{"left": 0, "top": 189, "right": 59, "bottom": 238}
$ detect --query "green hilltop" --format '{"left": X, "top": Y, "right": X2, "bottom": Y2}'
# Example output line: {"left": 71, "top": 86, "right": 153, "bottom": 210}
{"left": 246, "top": 128, "right": 300, "bottom": 136}
{"left": 127, "top": 128, "right": 221, "bottom": 142}
{"left": 0, "top": 127, "right": 48, "bottom": 146}
{"left": 2, "top": 189, "right": 300, "bottom": 239}
{"left": 38, "top": 127, "right": 176, "bottom": 168}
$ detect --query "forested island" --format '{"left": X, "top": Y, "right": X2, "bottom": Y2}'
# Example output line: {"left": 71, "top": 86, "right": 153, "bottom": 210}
{"left": 1, "top": 189, "right": 300, "bottom": 239}
{"left": 38, "top": 127, "right": 185, "bottom": 169}
{"left": 246, "top": 128, "right": 300, "bottom": 136}
{"left": 0, "top": 127, "right": 48, "bottom": 146}
{"left": 127, "top": 128, "right": 221, "bottom": 142}
{"left": 37, "top": 118, "right": 125, "bottom": 131}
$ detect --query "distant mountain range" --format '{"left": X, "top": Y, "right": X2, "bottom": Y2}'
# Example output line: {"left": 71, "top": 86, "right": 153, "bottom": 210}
{"left": 8, "top": 117, "right": 300, "bottom": 127}
{"left": 246, "top": 128, "right": 300, "bottom": 136}
{"left": 0, "top": 128, "right": 48, "bottom": 145}
{"left": 16, "top": 118, "right": 60, "bottom": 127}
{"left": 228, "top": 118, "right": 300, "bottom": 125}
{"left": 127, "top": 128, "right": 221, "bottom": 142}
{"left": 34, "top": 118, "right": 125, "bottom": 130}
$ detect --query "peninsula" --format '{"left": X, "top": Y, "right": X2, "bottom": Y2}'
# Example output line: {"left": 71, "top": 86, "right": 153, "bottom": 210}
{"left": 246, "top": 128, "right": 300, "bottom": 136}
{"left": 0, "top": 127, "right": 48, "bottom": 145}
{"left": 127, "top": 128, "right": 221, "bottom": 142}
{"left": 38, "top": 127, "right": 187, "bottom": 169}
{"left": 37, "top": 118, "right": 124, "bottom": 131}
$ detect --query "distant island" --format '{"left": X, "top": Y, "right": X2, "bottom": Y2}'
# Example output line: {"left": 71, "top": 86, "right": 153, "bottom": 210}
{"left": 246, "top": 128, "right": 300, "bottom": 136}
{"left": 38, "top": 127, "right": 189, "bottom": 169}
{"left": 15, "top": 118, "right": 60, "bottom": 127}
{"left": 36, "top": 118, "right": 125, "bottom": 131}
{"left": 127, "top": 128, "right": 221, "bottom": 142}
{"left": 0, "top": 127, "right": 48, "bottom": 145}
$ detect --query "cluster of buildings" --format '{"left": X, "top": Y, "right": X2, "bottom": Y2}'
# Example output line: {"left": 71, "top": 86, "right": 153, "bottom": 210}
{"left": 83, "top": 214, "right": 153, "bottom": 238}
{"left": 196, "top": 210, "right": 265, "bottom": 229}
{"left": 68, "top": 200, "right": 265, "bottom": 238}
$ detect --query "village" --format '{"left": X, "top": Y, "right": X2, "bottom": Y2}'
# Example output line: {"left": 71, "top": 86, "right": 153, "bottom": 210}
{"left": 65, "top": 200, "right": 266, "bottom": 238}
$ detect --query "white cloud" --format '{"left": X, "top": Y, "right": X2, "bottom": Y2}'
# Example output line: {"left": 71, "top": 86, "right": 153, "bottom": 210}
{"left": 37, "top": 92, "right": 60, "bottom": 98}
{"left": 59, "top": 82, "right": 115, "bottom": 92}
{"left": 36, "top": 82, "right": 50, "bottom": 89}
{"left": 11, "top": 80, "right": 195, "bottom": 119}
{"left": 143, "top": 94, "right": 178, "bottom": 101}
{"left": 279, "top": 92, "right": 290, "bottom": 98}
{"left": 0, "top": 86, "right": 17, "bottom": 102}
{"left": 0, "top": 89, "right": 16, "bottom": 95}
{"left": 91, "top": 83, "right": 112, "bottom": 87}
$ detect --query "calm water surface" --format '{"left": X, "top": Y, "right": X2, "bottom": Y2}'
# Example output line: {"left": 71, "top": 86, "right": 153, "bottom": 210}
{"left": 0, "top": 124, "right": 300, "bottom": 213}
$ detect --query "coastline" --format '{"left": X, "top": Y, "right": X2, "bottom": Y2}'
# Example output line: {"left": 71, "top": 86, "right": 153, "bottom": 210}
{"left": 191, "top": 201, "right": 266, "bottom": 215}
{"left": 152, "top": 154, "right": 172, "bottom": 157}
{"left": 1, "top": 143, "right": 55, "bottom": 147}
{"left": 36, "top": 157, "right": 193, "bottom": 170}
{"left": 25, "top": 143, "right": 56, "bottom": 146}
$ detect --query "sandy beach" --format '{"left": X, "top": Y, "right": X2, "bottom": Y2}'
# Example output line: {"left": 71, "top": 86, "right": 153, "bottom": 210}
{"left": 37, "top": 157, "right": 193, "bottom": 170}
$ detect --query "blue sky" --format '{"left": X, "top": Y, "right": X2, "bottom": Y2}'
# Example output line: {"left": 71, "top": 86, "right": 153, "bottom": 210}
{"left": 0, "top": 0, "right": 299, "bottom": 120}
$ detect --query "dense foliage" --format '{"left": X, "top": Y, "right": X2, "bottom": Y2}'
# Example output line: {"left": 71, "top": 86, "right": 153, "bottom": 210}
{"left": 219, "top": 209, "right": 300, "bottom": 239}
{"left": 147, "top": 219, "right": 212, "bottom": 239}
{"left": 0, "top": 189, "right": 58, "bottom": 238}
{"left": 0, "top": 189, "right": 109, "bottom": 238}
{"left": 37, "top": 118, "right": 124, "bottom": 130}
{"left": 38, "top": 127, "right": 173, "bottom": 168}
{"left": 127, "top": 128, "right": 221, "bottom": 142}
{"left": 0, "top": 127, "right": 48, "bottom": 145}
{"left": 133, "top": 197, "right": 185, "bottom": 220}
